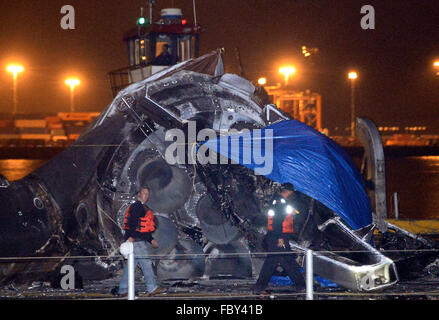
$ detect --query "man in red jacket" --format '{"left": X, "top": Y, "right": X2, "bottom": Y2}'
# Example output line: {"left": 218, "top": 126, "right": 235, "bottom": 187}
{"left": 113, "top": 186, "right": 165, "bottom": 296}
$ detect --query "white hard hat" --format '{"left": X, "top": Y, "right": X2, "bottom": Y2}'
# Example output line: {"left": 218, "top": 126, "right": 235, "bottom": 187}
{"left": 120, "top": 241, "right": 133, "bottom": 259}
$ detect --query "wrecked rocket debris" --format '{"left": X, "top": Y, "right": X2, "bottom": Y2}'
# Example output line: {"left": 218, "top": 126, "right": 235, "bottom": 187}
{"left": 0, "top": 50, "right": 437, "bottom": 292}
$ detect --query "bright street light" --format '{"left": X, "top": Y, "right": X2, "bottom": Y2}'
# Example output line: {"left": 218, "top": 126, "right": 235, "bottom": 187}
{"left": 348, "top": 71, "right": 358, "bottom": 80}
{"left": 348, "top": 71, "right": 358, "bottom": 138}
{"left": 7, "top": 65, "right": 24, "bottom": 75}
{"left": 65, "top": 78, "right": 80, "bottom": 87}
{"left": 257, "top": 77, "right": 267, "bottom": 85}
{"left": 65, "top": 78, "right": 80, "bottom": 112}
{"left": 434, "top": 60, "right": 439, "bottom": 76}
{"left": 6, "top": 64, "right": 24, "bottom": 115}
{"left": 279, "top": 66, "right": 296, "bottom": 85}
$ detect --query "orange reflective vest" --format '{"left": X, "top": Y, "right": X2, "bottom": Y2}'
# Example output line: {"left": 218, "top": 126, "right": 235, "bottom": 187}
{"left": 267, "top": 216, "right": 274, "bottom": 231}
{"left": 123, "top": 204, "right": 155, "bottom": 233}
{"left": 282, "top": 214, "right": 294, "bottom": 234}
{"left": 267, "top": 213, "right": 294, "bottom": 234}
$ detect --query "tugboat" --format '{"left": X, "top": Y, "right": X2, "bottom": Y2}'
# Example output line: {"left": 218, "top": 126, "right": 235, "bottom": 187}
{"left": 108, "top": 6, "right": 202, "bottom": 97}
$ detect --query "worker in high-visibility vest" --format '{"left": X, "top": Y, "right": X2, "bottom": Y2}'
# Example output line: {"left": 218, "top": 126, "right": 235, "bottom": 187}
{"left": 112, "top": 186, "right": 166, "bottom": 297}
{"left": 254, "top": 183, "right": 306, "bottom": 293}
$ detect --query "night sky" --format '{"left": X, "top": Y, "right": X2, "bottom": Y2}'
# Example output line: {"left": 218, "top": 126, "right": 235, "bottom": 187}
{"left": 0, "top": 0, "right": 438, "bottom": 133}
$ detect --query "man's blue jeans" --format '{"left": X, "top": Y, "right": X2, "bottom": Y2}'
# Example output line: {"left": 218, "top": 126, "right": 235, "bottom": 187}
{"left": 118, "top": 241, "right": 158, "bottom": 294}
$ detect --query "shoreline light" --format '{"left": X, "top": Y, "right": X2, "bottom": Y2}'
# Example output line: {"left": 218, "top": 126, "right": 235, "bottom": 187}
{"left": 7, "top": 65, "right": 24, "bottom": 75}
{"left": 348, "top": 71, "right": 358, "bottom": 80}
{"left": 65, "top": 78, "right": 80, "bottom": 88}
{"left": 279, "top": 66, "right": 296, "bottom": 85}
{"left": 257, "top": 77, "right": 267, "bottom": 85}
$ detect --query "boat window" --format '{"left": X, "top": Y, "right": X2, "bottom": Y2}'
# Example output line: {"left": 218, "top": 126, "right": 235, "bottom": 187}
{"left": 178, "top": 36, "right": 191, "bottom": 61}
{"left": 156, "top": 41, "right": 169, "bottom": 57}
{"left": 134, "top": 39, "right": 140, "bottom": 65}
{"left": 191, "top": 36, "right": 196, "bottom": 59}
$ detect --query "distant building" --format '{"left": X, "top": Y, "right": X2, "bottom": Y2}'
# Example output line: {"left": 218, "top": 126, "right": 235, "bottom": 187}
{"left": 263, "top": 84, "right": 322, "bottom": 132}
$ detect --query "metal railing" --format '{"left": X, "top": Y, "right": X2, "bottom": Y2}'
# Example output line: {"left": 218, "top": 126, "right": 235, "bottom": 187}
{"left": 1, "top": 247, "right": 439, "bottom": 300}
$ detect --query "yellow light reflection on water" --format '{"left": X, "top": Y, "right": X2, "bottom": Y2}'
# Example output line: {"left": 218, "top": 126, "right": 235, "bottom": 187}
{"left": 0, "top": 159, "right": 46, "bottom": 181}
{"left": 417, "top": 156, "right": 439, "bottom": 168}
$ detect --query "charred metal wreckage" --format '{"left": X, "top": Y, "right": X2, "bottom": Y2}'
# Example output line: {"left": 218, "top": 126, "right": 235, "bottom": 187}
{"left": 0, "top": 51, "right": 437, "bottom": 292}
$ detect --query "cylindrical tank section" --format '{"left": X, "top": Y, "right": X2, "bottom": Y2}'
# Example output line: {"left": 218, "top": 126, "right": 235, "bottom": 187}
{"left": 93, "top": 70, "right": 266, "bottom": 280}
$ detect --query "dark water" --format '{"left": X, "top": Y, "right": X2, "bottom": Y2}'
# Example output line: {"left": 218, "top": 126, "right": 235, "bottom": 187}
{"left": 1, "top": 157, "right": 439, "bottom": 219}
{"left": 385, "top": 156, "right": 439, "bottom": 219}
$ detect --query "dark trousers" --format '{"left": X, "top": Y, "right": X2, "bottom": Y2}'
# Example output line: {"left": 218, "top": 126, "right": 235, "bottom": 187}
{"left": 254, "top": 238, "right": 305, "bottom": 291}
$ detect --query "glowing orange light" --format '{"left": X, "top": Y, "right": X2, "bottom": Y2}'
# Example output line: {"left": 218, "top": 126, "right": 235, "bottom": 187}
{"left": 182, "top": 19, "right": 187, "bottom": 25}
{"left": 65, "top": 78, "right": 80, "bottom": 88}
{"left": 279, "top": 66, "right": 296, "bottom": 85}
{"left": 279, "top": 66, "right": 296, "bottom": 75}
{"left": 434, "top": 60, "right": 439, "bottom": 68}
{"left": 257, "top": 77, "right": 267, "bottom": 85}
{"left": 6, "top": 64, "right": 24, "bottom": 77}
{"left": 65, "top": 78, "right": 80, "bottom": 112}
{"left": 6, "top": 64, "right": 24, "bottom": 114}
{"left": 348, "top": 71, "right": 358, "bottom": 80}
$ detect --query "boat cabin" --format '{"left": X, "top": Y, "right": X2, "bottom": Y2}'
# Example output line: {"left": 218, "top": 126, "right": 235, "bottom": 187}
{"left": 109, "top": 8, "right": 201, "bottom": 97}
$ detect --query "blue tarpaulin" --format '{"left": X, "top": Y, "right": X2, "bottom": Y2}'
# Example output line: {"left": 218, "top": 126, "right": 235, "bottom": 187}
{"left": 202, "top": 119, "right": 372, "bottom": 230}
{"left": 270, "top": 270, "right": 338, "bottom": 288}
